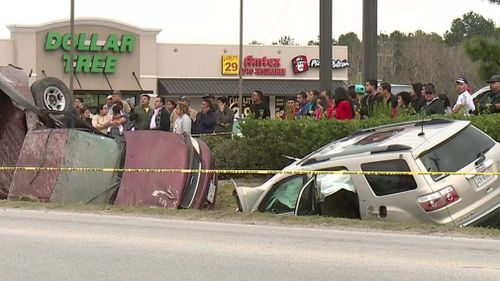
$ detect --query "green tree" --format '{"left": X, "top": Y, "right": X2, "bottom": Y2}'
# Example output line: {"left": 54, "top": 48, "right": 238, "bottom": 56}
{"left": 464, "top": 37, "right": 500, "bottom": 80}
{"left": 338, "top": 32, "right": 362, "bottom": 83}
{"left": 307, "top": 35, "right": 337, "bottom": 46}
{"left": 272, "top": 35, "right": 296, "bottom": 45}
{"left": 307, "top": 35, "right": 319, "bottom": 46}
{"left": 488, "top": 0, "right": 500, "bottom": 4}
{"left": 444, "top": 12, "right": 496, "bottom": 44}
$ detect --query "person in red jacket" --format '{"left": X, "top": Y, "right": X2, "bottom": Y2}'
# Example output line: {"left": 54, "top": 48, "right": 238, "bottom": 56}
{"left": 333, "top": 87, "right": 354, "bottom": 120}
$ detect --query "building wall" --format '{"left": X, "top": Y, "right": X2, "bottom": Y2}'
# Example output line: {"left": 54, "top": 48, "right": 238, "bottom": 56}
{"left": 157, "top": 43, "right": 348, "bottom": 80}
{"left": 35, "top": 25, "right": 141, "bottom": 91}
{"left": 0, "top": 39, "right": 14, "bottom": 66}
{"left": 3, "top": 19, "right": 349, "bottom": 99}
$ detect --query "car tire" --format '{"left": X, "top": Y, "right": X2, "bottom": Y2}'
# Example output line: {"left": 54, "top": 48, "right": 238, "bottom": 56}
{"left": 31, "top": 77, "right": 73, "bottom": 112}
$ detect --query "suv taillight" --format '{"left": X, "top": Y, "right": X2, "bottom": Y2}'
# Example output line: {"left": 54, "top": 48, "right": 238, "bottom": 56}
{"left": 417, "top": 186, "right": 459, "bottom": 212}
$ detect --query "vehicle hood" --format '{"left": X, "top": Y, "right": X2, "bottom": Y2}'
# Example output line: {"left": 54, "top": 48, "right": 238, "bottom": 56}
{"left": 0, "top": 65, "right": 40, "bottom": 114}
{"left": 232, "top": 180, "right": 266, "bottom": 213}
{"left": 232, "top": 160, "right": 308, "bottom": 213}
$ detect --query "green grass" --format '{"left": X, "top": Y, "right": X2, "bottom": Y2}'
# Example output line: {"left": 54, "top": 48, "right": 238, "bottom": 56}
{"left": 1, "top": 180, "right": 499, "bottom": 239}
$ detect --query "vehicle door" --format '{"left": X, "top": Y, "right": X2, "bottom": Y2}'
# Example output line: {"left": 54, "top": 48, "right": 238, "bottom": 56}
{"left": 417, "top": 125, "right": 500, "bottom": 226}
{"left": 357, "top": 155, "right": 424, "bottom": 223}
{"left": 295, "top": 177, "right": 319, "bottom": 216}
{"left": 308, "top": 167, "right": 359, "bottom": 219}
{"left": 257, "top": 175, "right": 308, "bottom": 215}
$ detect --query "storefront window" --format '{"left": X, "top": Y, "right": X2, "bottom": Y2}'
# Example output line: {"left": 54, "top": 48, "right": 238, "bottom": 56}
{"left": 74, "top": 90, "right": 151, "bottom": 113}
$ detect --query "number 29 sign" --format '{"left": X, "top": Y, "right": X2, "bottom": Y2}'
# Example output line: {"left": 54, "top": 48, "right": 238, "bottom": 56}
{"left": 221, "top": 55, "right": 239, "bottom": 75}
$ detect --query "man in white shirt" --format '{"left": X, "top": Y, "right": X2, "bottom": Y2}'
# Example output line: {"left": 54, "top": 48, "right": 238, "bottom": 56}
{"left": 452, "top": 76, "right": 475, "bottom": 115}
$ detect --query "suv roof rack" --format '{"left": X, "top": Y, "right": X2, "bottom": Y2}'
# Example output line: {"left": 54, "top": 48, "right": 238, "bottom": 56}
{"left": 350, "top": 118, "right": 453, "bottom": 137}
{"left": 301, "top": 144, "right": 412, "bottom": 166}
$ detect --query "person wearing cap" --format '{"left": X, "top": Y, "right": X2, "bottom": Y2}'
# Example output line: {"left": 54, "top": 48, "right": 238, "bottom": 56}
{"left": 478, "top": 74, "right": 500, "bottom": 114}
{"left": 104, "top": 95, "right": 114, "bottom": 114}
{"left": 111, "top": 89, "right": 131, "bottom": 114}
{"left": 134, "top": 94, "right": 153, "bottom": 130}
{"left": 178, "top": 96, "right": 198, "bottom": 121}
{"left": 452, "top": 77, "right": 475, "bottom": 115}
{"left": 349, "top": 84, "right": 365, "bottom": 117}
{"left": 419, "top": 84, "right": 444, "bottom": 115}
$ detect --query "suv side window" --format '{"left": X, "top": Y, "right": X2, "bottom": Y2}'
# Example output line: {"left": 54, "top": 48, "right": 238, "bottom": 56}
{"left": 258, "top": 175, "right": 306, "bottom": 214}
{"left": 361, "top": 160, "right": 417, "bottom": 196}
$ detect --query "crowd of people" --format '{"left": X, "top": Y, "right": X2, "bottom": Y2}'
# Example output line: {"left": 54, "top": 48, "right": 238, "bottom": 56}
{"left": 74, "top": 90, "right": 237, "bottom": 138}
{"left": 275, "top": 74, "right": 500, "bottom": 121}
{"left": 74, "top": 74, "right": 500, "bottom": 138}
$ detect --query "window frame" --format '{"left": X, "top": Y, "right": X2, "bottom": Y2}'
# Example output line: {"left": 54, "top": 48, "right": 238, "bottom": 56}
{"left": 361, "top": 159, "right": 417, "bottom": 196}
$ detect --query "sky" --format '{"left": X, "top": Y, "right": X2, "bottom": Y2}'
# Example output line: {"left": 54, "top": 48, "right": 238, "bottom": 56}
{"left": 1, "top": 0, "right": 499, "bottom": 45}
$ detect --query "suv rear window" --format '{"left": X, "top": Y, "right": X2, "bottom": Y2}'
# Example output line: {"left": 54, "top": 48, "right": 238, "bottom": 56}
{"left": 361, "top": 159, "right": 417, "bottom": 196}
{"left": 419, "top": 125, "right": 495, "bottom": 181}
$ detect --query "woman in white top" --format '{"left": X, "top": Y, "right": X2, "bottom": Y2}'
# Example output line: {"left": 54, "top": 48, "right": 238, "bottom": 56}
{"left": 91, "top": 105, "right": 111, "bottom": 134}
{"left": 174, "top": 103, "right": 192, "bottom": 136}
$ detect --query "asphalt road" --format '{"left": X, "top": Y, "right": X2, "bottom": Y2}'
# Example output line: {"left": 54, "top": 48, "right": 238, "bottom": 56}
{"left": 0, "top": 209, "right": 499, "bottom": 281}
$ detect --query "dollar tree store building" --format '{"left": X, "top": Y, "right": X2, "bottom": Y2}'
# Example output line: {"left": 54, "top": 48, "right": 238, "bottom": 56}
{"left": 0, "top": 18, "right": 349, "bottom": 118}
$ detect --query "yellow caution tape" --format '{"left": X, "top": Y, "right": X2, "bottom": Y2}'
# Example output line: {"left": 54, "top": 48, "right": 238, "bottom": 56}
{"left": 0, "top": 166, "right": 498, "bottom": 176}
{"left": 192, "top": 131, "right": 237, "bottom": 137}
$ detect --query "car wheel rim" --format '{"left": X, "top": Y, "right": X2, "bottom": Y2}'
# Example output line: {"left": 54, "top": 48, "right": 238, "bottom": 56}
{"left": 43, "top": 86, "right": 66, "bottom": 111}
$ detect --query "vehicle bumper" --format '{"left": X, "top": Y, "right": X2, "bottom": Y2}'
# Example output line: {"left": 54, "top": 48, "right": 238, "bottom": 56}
{"left": 459, "top": 202, "right": 500, "bottom": 228}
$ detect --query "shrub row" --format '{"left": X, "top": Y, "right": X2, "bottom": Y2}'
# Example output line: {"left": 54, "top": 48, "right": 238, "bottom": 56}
{"left": 202, "top": 114, "right": 500, "bottom": 173}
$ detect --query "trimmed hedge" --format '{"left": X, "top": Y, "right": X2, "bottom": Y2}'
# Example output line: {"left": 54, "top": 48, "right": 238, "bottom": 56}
{"left": 202, "top": 114, "right": 500, "bottom": 172}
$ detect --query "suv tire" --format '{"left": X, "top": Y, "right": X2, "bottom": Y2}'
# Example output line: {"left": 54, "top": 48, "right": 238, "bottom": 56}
{"left": 31, "top": 77, "right": 72, "bottom": 112}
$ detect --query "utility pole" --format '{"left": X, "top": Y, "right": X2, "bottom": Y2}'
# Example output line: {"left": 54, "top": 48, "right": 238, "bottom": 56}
{"left": 238, "top": 0, "right": 244, "bottom": 118}
{"left": 69, "top": 0, "right": 75, "bottom": 97}
{"left": 363, "top": 0, "right": 377, "bottom": 83}
{"left": 319, "top": 0, "right": 332, "bottom": 93}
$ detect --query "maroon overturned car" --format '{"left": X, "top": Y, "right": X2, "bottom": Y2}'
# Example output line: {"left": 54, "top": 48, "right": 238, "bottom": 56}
{"left": 0, "top": 64, "right": 218, "bottom": 209}
{"left": 114, "top": 131, "right": 217, "bottom": 209}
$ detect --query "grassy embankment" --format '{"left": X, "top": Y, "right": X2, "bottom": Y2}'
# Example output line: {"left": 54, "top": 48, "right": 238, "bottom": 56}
{"left": 1, "top": 179, "right": 499, "bottom": 239}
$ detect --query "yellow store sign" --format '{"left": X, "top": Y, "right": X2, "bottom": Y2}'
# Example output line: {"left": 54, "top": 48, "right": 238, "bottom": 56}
{"left": 221, "top": 55, "right": 239, "bottom": 75}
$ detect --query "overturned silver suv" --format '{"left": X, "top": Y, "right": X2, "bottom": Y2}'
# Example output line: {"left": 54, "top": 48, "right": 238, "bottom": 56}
{"left": 234, "top": 119, "right": 500, "bottom": 227}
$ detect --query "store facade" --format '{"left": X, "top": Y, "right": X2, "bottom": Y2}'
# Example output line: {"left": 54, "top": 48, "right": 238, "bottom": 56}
{"left": 0, "top": 18, "right": 349, "bottom": 118}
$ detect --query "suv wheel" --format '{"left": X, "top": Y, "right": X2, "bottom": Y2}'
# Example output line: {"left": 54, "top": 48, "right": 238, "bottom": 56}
{"left": 31, "top": 77, "right": 72, "bottom": 112}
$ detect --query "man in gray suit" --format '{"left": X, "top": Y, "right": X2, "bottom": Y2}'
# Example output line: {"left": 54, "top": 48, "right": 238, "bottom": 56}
{"left": 133, "top": 94, "right": 153, "bottom": 130}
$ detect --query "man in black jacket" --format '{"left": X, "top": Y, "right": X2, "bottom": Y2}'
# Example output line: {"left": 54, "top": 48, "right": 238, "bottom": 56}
{"left": 149, "top": 96, "right": 170, "bottom": 131}
{"left": 420, "top": 84, "right": 444, "bottom": 115}
{"left": 250, "top": 90, "right": 270, "bottom": 119}
{"left": 478, "top": 74, "right": 500, "bottom": 114}
{"left": 192, "top": 99, "right": 216, "bottom": 134}
{"left": 360, "top": 79, "right": 383, "bottom": 118}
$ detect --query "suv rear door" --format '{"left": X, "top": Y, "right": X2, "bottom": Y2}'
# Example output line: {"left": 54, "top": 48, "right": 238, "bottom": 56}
{"left": 357, "top": 155, "right": 439, "bottom": 224}
{"left": 417, "top": 125, "right": 500, "bottom": 226}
